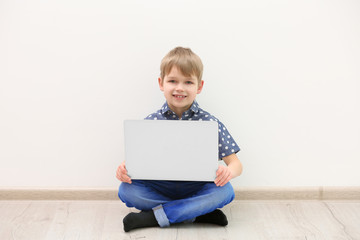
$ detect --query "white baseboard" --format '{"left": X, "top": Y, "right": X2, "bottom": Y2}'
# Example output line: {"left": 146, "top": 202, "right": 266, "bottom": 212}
{"left": 0, "top": 186, "right": 359, "bottom": 200}
{"left": 233, "top": 186, "right": 360, "bottom": 200}
{"left": 0, "top": 187, "right": 118, "bottom": 200}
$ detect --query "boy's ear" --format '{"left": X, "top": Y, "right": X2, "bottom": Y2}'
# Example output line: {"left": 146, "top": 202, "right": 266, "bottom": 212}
{"left": 158, "top": 77, "right": 164, "bottom": 91}
{"left": 197, "top": 80, "right": 204, "bottom": 94}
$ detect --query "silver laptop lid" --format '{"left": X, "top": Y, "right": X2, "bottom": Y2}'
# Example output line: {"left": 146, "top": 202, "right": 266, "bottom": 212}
{"left": 124, "top": 120, "right": 219, "bottom": 181}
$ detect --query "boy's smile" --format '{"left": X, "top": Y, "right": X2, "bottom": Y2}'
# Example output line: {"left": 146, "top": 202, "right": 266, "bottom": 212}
{"left": 159, "top": 66, "right": 204, "bottom": 118}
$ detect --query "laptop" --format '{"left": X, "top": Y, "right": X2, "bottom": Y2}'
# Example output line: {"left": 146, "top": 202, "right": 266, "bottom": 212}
{"left": 124, "top": 120, "right": 219, "bottom": 181}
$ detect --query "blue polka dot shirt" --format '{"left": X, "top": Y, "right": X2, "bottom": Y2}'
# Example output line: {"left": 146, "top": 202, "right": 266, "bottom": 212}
{"left": 145, "top": 100, "right": 240, "bottom": 160}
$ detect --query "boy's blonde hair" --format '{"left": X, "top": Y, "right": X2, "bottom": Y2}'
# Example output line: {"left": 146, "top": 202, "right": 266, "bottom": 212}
{"left": 160, "top": 47, "right": 203, "bottom": 84}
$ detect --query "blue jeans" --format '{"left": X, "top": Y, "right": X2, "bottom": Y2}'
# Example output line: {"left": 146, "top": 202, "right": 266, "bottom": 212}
{"left": 118, "top": 180, "right": 235, "bottom": 227}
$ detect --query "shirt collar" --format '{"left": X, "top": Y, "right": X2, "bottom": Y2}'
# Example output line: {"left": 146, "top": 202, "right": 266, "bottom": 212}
{"left": 189, "top": 100, "right": 200, "bottom": 114}
{"left": 160, "top": 100, "right": 200, "bottom": 115}
{"left": 160, "top": 102, "right": 170, "bottom": 115}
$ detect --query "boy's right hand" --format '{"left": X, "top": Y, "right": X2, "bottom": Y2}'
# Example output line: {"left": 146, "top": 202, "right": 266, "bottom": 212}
{"left": 116, "top": 161, "right": 132, "bottom": 184}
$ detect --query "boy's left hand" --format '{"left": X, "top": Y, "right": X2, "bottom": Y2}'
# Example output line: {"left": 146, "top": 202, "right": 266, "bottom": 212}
{"left": 214, "top": 165, "right": 232, "bottom": 187}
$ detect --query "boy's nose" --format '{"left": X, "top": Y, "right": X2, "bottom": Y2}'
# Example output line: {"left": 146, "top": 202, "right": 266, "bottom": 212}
{"left": 175, "top": 83, "right": 184, "bottom": 91}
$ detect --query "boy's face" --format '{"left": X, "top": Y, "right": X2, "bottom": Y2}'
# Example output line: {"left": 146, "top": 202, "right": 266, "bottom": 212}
{"left": 159, "top": 66, "right": 204, "bottom": 117}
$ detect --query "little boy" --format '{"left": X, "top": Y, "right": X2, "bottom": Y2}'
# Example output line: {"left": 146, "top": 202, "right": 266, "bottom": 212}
{"left": 116, "top": 47, "right": 243, "bottom": 232}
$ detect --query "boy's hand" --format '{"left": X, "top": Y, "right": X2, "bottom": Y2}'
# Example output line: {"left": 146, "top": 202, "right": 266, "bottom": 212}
{"left": 116, "top": 161, "right": 132, "bottom": 184}
{"left": 214, "top": 165, "right": 232, "bottom": 187}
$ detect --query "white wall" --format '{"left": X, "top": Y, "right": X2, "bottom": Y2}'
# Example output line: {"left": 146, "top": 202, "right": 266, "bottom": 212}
{"left": 1, "top": 0, "right": 359, "bottom": 188}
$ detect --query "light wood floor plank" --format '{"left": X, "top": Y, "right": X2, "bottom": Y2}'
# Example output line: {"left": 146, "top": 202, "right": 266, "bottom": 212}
{"left": 127, "top": 227, "right": 178, "bottom": 240}
{"left": 98, "top": 201, "right": 132, "bottom": 240}
{"left": 0, "top": 201, "right": 57, "bottom": 240}
{"left": 0, "top": 201, "right": 33, "bottom": 239}
{"left": 228, "top": 201, "right": 307, "bottom": 239}
{"left": 44, "top": 201, "right": 113, "bottom": 240}
{"left": 227, "top": 201, "right": 360, "bottom": 240}
{"left": 323, "top": 201, "right": 360, "bottom": 240}
{"left": 1, "top": 200, "right": 360, "bottom": 240}
{"left": 174, "top": 223, "right": 228, "bottom": 240}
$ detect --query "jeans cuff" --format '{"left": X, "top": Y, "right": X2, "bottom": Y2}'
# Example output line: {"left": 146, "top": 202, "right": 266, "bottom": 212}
{"left": 153, "top": 204, "right": 170, "bottom": 227}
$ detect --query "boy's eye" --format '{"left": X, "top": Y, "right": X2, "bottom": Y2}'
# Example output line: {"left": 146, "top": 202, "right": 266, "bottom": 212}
{"left": 186, "top": 81, "right": 194, "bottom": 84}
{"left": 168, "top": 80, "right": 176, "bottom": 83}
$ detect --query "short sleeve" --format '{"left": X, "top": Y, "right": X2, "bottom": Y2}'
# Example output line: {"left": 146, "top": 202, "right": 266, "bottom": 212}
{"left": 217, "top": 121, "right": 240, "bottom": 160}
{"left": 144, "top": 111, "right": 164, "bottom": 120}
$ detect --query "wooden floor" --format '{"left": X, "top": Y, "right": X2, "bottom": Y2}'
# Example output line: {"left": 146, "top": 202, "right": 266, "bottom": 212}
{"left": 1, "top": 200, "right": 359, "bottom": 240}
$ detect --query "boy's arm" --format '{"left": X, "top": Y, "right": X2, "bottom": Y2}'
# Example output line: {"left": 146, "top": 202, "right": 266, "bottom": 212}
{"left": 214, "top": 153, "right": 243, "bottom": 187}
